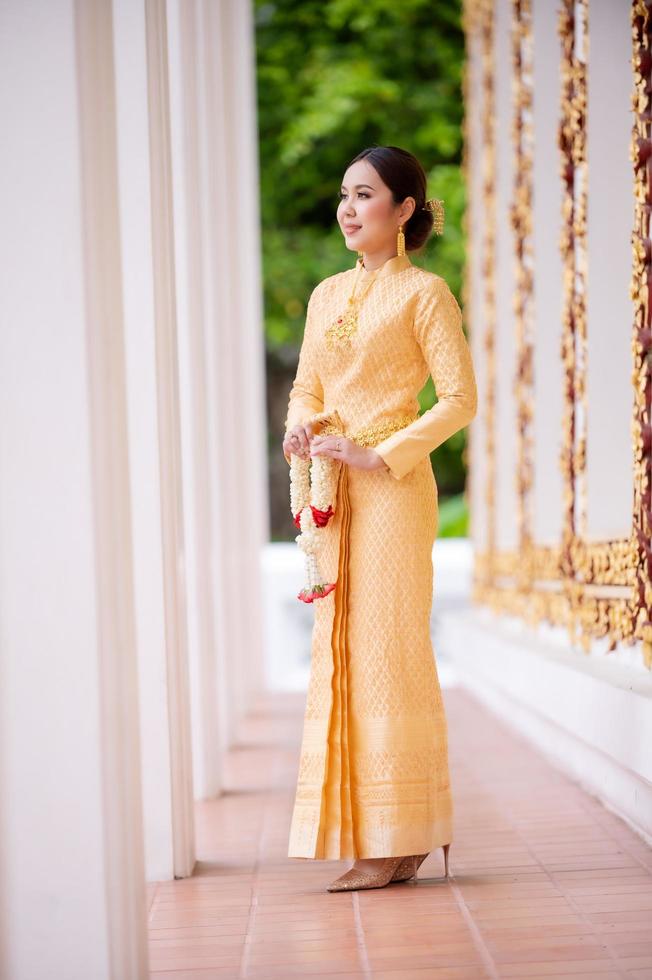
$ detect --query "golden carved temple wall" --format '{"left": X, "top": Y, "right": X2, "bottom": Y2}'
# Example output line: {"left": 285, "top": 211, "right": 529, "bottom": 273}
{"left": 462, "top": 0, "right": 652, "bottom": 668}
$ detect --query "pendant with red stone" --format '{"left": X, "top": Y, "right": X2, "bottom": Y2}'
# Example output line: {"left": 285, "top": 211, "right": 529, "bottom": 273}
{"left": 325, "top": 308, "right": 357, "bottom": 350}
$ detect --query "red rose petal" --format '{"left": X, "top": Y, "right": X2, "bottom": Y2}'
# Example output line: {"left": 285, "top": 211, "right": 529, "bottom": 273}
{"left": 310, "top": 504, "right": 334, "bottom": 527}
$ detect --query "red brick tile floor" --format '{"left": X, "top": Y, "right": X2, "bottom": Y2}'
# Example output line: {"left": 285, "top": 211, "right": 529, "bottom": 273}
{"left": 147, "top": 687, "right": 652, "bottom": 979}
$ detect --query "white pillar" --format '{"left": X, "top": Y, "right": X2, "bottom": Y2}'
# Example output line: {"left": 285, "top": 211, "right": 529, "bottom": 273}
{"left": 224, "top": 0, "right": 269, "bottom": 700}
{"left": 113, "top": 0, "right": 196, "bottom": 881}
{"left": 0, "top": 0, "right": 148, "bottom": 976}
{"left": 166, "top": 0, "right": 229, "bottom": 799}
{"left": 197, "top": 0, "right": 269, "bottom": 745}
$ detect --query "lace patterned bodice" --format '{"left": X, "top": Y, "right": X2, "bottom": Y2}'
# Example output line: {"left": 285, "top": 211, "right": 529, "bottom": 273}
{"left": 284, "top": 252, "right": 477, "bottom": 480}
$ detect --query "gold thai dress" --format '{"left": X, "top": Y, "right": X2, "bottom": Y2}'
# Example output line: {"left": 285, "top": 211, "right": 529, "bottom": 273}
{"left": 284, "top": 252, "right": 477, "bottom": 860}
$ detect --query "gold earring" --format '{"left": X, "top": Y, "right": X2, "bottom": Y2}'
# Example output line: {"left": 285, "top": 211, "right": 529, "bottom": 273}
{"left": 397, "top": 224, "right": 405, "bottom": 256}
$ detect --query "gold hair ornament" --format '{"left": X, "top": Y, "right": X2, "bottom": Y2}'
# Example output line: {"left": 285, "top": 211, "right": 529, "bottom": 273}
{"left": 422, "top": 197, "right": 445, "bottom": 235}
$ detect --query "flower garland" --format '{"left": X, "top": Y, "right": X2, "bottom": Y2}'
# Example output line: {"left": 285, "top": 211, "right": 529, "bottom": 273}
{"left": 289, "top": 410, "right": 344, "bottom": 602}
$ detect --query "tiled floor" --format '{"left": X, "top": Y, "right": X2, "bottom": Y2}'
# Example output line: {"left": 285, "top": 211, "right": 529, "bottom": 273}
{"left": 147, "top": 687, "right": 652, "bottom": 979}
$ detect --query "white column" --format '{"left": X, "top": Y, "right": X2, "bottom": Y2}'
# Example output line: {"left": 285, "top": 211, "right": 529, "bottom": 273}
{"left": 0, "top": 0, "right": 148, "bottom": 977}
{"left": 137, "top": 0, "right": 199, "bottom": 878}
{"left": 198, "top": 0, "right": 268, "bottom": 744}
{"left": 113, "top": 0, "right": 196, "bottom": 881}
{"left": 227, "top": 0, "right": 269, "bottom": 701}
{"left": 166, "top": 0, "right": 228, "bottom": 800}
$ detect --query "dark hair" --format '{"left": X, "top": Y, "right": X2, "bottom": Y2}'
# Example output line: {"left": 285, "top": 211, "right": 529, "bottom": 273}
{"left": 347, "top": 145, "right": 434, "bottom": 252}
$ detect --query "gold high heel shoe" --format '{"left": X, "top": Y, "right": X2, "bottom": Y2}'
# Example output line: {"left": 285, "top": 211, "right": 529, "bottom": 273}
{"left": 327, "top": 855, "right": 406, "bottom": 892}
{"left": 390, "top": 843, "right": 451, "bottom": 883}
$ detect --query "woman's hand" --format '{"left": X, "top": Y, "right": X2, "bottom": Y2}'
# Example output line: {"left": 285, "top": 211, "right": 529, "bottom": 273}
{"left": 309, "top": 434, "right": 389, "bottom": 472}
{"left": 283, "top": 422, "right": 316, "bottom": 460}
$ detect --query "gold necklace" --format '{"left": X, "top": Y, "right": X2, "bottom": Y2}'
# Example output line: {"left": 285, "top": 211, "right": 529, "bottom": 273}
{"left": 325, "top": 259, "right": 378, "bottom": 351}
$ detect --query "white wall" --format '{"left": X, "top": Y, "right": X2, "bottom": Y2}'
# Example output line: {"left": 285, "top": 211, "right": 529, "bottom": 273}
{"left": 585, "top": 0, "right": 635, "bottom": 541}
{"left": 467, "top": 26, "right": 489, "bottom": 551}
{"left": 532, "top": 0, "right": 565, "bottom": 547}
{"left": 494, "top": 0, "right": 519, "bottom": 552}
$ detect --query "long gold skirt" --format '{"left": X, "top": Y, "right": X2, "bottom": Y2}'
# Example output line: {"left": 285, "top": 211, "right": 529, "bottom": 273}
{"left": 287, "top": 454, "right": 453, "bottom": 860}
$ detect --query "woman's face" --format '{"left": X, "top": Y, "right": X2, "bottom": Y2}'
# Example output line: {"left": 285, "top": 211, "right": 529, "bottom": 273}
{"left": 337, "top": 159, "right": 414, "bottom": 254}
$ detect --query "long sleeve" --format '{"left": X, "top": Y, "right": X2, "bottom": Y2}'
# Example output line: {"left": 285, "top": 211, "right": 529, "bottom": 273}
{"left": 374, "top": 277, "right": 477, "bottom": 481}
{"left": 283, "top": 289, "right": 324, "bottom": 463}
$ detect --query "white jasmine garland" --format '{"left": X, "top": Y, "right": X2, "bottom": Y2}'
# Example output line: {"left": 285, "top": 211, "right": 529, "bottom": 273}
{"left": 289, "top": 443, "right": 341, "bottom": 603}
{"left": 290, "top": 454, "right": 311, "bottom": 516}
{"left": 311, "top": 453, "right": 339, "bottom": 511}
{"left": 287, "top": 410, "right": 345, "bottom": 602}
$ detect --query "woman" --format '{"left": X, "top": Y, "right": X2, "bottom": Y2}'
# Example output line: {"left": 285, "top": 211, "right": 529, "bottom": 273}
{"left": 282, "top": 145, "right": 477, "bottom": 892}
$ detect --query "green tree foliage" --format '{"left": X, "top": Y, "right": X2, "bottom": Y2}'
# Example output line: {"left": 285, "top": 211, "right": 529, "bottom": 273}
{"left": 256, "top": 0, "right": 470, "bottom": 535}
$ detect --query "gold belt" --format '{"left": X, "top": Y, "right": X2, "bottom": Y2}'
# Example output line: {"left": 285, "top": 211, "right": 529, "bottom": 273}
{"left": 310, "top": 409, "right": 418, "bottom": 448}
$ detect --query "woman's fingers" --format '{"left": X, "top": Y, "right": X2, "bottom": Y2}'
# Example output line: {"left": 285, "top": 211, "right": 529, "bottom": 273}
{"left": 296, "top": 424, "right": 312, "bottom": 455}
{"left": 310, "top": 435, "right": 340, "bottom": 457}
{"left": 285, "top": 423, "right": 312, "bottom": 457}
{"left": 285, "top": 425, "right": 353, "bottom": 461}
{"left": 298, "top": 423, "right": 314, "bottom": 454}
